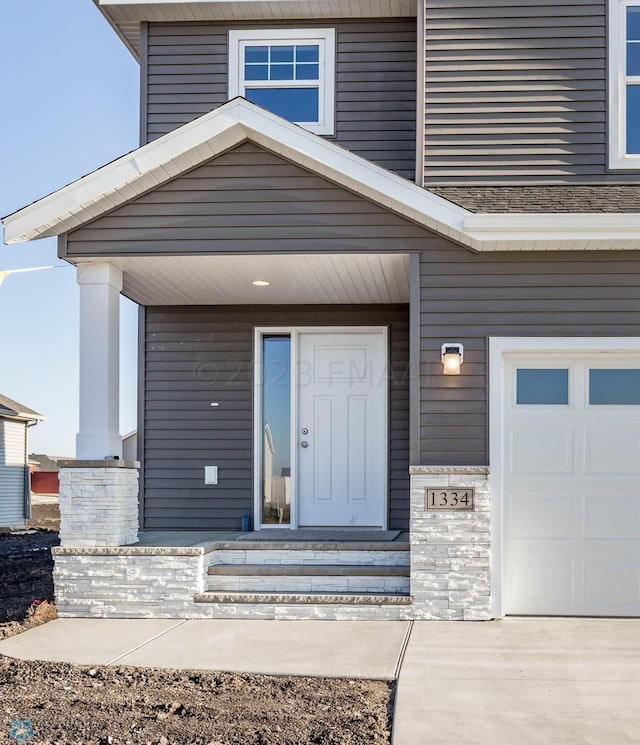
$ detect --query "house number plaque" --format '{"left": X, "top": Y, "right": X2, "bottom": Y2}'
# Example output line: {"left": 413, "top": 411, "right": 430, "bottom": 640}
{"left": 425, "top": 488, "right": 475, "bottom": 511}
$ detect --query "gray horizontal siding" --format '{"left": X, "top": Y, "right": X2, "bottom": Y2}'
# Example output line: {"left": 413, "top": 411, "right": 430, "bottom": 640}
{"left": 143, "top": 304, "right": 409, "bottom": 531}
{"left": 424, "top": 0, "right": 640, "bottom": 183}
{"left": 65, "top": 143, "right": 435, "bottom": 257}
{"left": 419, "top": 248, "right": 640, "bottom": 465}
{"left": 144, "top": 19, "right": 416, "bottom": 178}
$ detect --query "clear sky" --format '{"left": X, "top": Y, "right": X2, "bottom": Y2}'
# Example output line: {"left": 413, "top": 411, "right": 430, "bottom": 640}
{"left": 0, "top": 0, "right": 140, "bottom": 455}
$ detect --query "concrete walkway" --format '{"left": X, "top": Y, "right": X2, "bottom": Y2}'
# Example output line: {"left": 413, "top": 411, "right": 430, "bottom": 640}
{"left": 2, "top": 617, "right": 640, "bottom": 743}
{"left": 393, "top": 618, "right": 640, "bottom": 745}
{"left": 0, "top": 618, "right": 410, "bottom": 680}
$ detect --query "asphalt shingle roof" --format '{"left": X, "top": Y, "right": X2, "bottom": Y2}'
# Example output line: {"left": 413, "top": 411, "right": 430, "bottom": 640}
{"left": 427, "top": 185, "right": 640, "bottom": 213}
{"left": 0, "top": 393, "right": 43, "bottom": 420}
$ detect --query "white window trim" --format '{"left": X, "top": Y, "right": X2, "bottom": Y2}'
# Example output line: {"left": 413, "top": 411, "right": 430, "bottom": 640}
{"left": 228, "top": 28, "right": 335, "bottom": 136}
{"left": 609, "top": 0, "right": 640, "bottom": 168}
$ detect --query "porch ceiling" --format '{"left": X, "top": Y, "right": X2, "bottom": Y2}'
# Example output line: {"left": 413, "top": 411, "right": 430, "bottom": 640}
{"left": 88, "top": 253, "right": 410, "bottom": 305}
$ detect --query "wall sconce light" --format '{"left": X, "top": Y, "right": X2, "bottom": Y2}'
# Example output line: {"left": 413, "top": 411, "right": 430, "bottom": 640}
{"left": 441, "top": 343, "right": 464, "bottom": 375}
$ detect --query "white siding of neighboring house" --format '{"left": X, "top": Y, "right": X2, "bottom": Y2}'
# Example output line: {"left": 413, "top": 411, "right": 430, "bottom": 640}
{"left": 0, "top": 419, "right": 27, "bottom": 528}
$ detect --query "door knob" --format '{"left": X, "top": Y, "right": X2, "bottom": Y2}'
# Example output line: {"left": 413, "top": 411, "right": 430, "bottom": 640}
{"left": 300, "top": 441, "right": 309, "bottom": 448}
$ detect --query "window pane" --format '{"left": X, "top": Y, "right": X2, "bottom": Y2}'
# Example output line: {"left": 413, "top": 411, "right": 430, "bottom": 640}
{"left": 589, "top": 369, "right": 640, "bottom": 405}
{"left": 245, "top": 64, "right": 268, "bottom": 81}
{"left": 245, "top": 46, "right": 268, "bottom": 63}
{"left": 270, "top": 63, "right": 295, "bottom": 81}
{"left": 296, "top": 63, "right": 319, "bottom": 80}
{"left": 245, "top": 87, "right": 319, "bottom": 122}
{"left": 628, "top": 7, "right": 640, "bottom": 40}
{"left": 296, "top": 45, "right": 319, "bottom": 62}
{"left": 626, "top": 86, "right": 640, "bottom": 153}
{"left": 627, "top": 42, "right": 640, "bottom": 75}
{"left": 516, "top": 369, "right": 569, "bottom": 405}
{"left": 262, "top": 336, "right": 291, "bottom": 525}
{"left": 271, "top": 45, "right": 294, "bottom": 63}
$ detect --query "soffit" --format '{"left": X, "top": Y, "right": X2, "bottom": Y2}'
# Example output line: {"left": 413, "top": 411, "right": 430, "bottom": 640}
{"left": 96, "top": 0, "right": 417, "bottom": 57}
{"left": 71, "top": 253, "right": 411, "bottom": 305}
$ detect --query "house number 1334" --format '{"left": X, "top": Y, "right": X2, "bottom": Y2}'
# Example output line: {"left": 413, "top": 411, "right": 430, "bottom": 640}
{"left": 425, "top": 488, "right": 475, "bottom": 511}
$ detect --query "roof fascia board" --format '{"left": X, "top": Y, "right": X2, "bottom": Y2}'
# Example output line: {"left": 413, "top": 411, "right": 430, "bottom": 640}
{"left": 465, "top": 213, "right": 640, "bottom": 247}
{"left": 3, "top": 99, "right": 468, "bottom": 246}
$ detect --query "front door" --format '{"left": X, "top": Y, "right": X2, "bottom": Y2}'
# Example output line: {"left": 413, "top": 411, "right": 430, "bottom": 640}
{"left": 296, "top": 330, "right": 387, "bottom": 527}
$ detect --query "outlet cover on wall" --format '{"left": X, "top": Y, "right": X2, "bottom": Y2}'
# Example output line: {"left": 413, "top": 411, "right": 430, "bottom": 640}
{"left": 204, "top": 466, "right": 218, "bottom": 485}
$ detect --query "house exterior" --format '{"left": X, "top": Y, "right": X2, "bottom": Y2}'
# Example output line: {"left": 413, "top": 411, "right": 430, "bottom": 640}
{"left": 3, "top": 0, "right": 640, "bottom": 620}
{"left": 0, "top": 395, "right": 44, "bottom": 529}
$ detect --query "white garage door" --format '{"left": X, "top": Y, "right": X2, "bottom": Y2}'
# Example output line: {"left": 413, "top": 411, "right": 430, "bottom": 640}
{"left": 504, "top": 354, "right": 640, "bottom": 616}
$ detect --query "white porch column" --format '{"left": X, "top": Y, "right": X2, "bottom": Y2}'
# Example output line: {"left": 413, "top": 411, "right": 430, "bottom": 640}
{"left": 76, "top": 262, "right": 123, "bottom": 460}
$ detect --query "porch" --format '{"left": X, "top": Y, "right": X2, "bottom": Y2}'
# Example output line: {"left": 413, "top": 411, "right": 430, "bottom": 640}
{"left": 53, "top": 529, "right": 413, "bottom": 620}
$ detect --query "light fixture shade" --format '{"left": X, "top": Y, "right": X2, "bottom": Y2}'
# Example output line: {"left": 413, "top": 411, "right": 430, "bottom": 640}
{"left": 441, "top": 343, "right": 464, "bottom": 375}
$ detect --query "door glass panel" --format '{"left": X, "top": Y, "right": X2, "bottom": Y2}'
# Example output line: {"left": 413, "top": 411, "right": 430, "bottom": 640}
{"left": 262, "top": 336, "right": 291, "bottom": 524}
{"left": 589, "top": 369, "right": 640, "bottom": 405}
{"left": 516, "top": 368, "right": 569, "bottom": 405}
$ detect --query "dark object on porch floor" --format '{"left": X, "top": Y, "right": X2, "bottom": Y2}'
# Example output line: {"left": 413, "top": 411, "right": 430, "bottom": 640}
{"left": 238, "top": 529, "right": 401, "bottom": 542}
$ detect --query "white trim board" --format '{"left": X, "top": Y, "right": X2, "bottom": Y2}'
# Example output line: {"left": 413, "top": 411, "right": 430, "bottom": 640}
{"left": 488, "top": 336, "right": 640, "bottom": 619}
{"left": 4, "top": 97, "right": 640, "bottom": 252}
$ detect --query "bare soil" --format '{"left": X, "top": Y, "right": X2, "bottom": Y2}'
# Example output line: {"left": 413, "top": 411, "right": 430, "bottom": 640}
{"left": 0, "top": 524, "right": 394, "bottom": 745}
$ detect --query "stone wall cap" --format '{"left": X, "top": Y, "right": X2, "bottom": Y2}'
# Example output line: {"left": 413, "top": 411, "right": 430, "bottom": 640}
{"left": 59, "top": 459, "right": 140, "bottom": 469}
{"left": 409, "top": 465, "right": 490, "bottom": 475}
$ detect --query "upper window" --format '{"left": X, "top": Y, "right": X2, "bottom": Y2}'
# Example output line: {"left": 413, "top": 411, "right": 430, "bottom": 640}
{"left": 228, "top": 29, "right": 335, "bottom": 135}
{"left": 609, "top": 0, "right": 640, "bottom": 168}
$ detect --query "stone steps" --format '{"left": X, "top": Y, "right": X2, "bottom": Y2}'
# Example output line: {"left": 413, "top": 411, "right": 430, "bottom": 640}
{"left": 207, "top": 563, "right": 409, "bottom": 576}
{"left": 195, "top": 591, "right": 412, "bottom": 606}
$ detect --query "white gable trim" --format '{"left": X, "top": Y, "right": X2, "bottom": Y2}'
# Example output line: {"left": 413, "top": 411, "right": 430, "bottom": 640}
{"left": 4, "top": 98, "right": 640, "bottom": 252}
{"left": 2, "top": 98, "right": 468, "bottom": 247}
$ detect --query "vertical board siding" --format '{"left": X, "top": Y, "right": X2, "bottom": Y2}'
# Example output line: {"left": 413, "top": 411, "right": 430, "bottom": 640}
{"left": 0, "top": 420, "right": 26, "bottom": 527}
{"left": 419, "top": 248, "right": 640, "bottom": 465}
{"left": 143, "top": 304, "right": 409, "bottom": 530}
{"left": 145, "top": 19, "right": 417, "bottom": 178}
{"left": 423, "top": 0, "right": 639, "bottom": 183}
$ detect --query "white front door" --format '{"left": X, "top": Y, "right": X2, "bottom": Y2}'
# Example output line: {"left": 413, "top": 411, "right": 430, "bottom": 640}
{"left": 296, "top": 330, "right": 387, "bottom": 527}
{"left": 503, "top": 354, "right": 640, "bottom": 616}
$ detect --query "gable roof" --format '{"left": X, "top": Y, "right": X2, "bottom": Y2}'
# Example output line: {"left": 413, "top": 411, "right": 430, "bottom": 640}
{"left": 0, "top": 394, "right": 44, "bottom": 421}
{"left": 4, "top": 98, "right": 640, "bottom": 253}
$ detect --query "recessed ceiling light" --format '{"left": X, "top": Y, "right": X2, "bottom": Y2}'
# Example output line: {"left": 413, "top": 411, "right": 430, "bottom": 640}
{"left": 252, "top": 279, "right": 271, "bottom": 287}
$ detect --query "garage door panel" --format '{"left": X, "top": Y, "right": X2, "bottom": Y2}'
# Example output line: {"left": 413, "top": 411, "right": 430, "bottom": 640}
{"left": 584, "top": 430, "right": 640, "bottom": 474}
{"left": 508, "top": 556, "right": 575, "bottom": 613}
{"left": 584, "top": 495, "right": 640, "bottom": 540}
{"left": 510, "top": 429, "right": 573, "bottom": 475}
{"left": 504, "top": 354, "right": 640, "bottom": 617}
{"left": 508, "top": 493, "right": 574, "bottom": 540}
{"left": 585, "top": 561, "right": 640, "bottom": 608}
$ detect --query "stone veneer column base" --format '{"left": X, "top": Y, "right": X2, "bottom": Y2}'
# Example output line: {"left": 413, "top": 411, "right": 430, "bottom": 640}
{"left": 58, "top": 460, "right": 140, "bottom": 547}
{"left": 410, "top": 466, "right": 491, "bottom": 620}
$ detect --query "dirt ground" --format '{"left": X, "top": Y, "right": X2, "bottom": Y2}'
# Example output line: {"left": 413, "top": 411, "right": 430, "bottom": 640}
{"left": 0, "top": 507, "right": 394, "bottom": 745}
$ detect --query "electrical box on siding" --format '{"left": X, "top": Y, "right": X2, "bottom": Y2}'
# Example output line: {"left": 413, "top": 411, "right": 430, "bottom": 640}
{"left": 204, "top": 466, "right": 218, "bottom": 485}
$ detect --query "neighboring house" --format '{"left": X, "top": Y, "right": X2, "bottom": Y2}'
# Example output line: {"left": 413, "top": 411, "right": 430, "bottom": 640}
{"left": 30, "top": 454, "right": 73, "bottom": 495}
{"left": 121, "top": 431, "right": 138, "bottom": 462}
{"left": 3, "top": 0, "right": 640, "bottom": 620}
{"left": 0, "top": 395, "right": 44, "bottom": 529}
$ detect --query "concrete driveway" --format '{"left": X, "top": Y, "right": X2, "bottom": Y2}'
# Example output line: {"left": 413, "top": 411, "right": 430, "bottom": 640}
{"left": 393, "top": 617, "right": 640, "bottom": 745}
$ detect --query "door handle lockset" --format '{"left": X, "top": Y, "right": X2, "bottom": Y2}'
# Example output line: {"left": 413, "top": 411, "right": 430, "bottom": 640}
{"left": 300, "top": 441, "right": 309, "bottom": 448}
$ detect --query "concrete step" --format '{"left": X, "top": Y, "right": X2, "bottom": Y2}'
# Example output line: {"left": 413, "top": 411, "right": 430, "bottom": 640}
{"left": 208, "top": 548, "right": 409, "bottom": 567}
{"left": 207, "top": 563, "right": 409, "bottom": 577}
{"left": 194, "top": 591, "right": 412, "bottom": 606}
{"left": 206, "top": 573, "right": 410, "bottom": 594}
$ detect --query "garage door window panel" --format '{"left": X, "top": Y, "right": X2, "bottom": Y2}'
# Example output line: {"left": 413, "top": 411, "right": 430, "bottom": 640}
{"left": 589, "top": 368, "right": 640, "bottom": 405}
{"left": 516, "top": 368, "right": 569, "bottom": 405}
